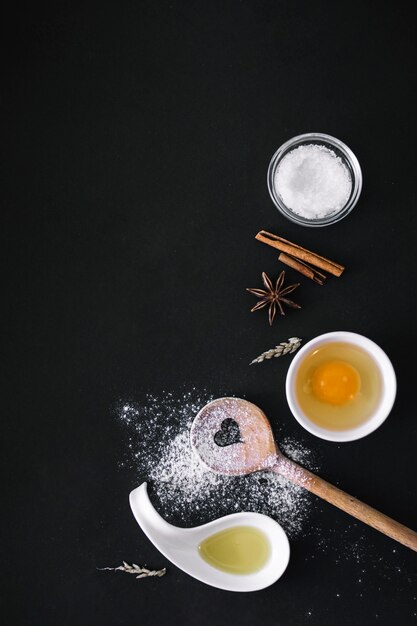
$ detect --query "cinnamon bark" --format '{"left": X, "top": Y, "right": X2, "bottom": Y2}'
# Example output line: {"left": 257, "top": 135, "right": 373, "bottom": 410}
{"left": 278, "top": 252, "right": 327, "bottom": 285}
{"left": 256, "top": 230, "right": 345, "bottom": 277}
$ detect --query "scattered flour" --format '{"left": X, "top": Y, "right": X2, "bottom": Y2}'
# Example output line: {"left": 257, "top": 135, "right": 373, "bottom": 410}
{"left": 117, "top": 390, "right": 319, "bottom": 538}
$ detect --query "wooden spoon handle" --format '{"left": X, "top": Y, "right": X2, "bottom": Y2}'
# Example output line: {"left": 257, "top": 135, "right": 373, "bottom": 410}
{"left": 274, "top": 457, "right": 417, "bottom": 552}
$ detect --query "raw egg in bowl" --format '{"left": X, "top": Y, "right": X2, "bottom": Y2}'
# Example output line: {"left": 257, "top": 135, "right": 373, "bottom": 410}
{"left": 286, "top": 331, "right": 396, "bottom": 442}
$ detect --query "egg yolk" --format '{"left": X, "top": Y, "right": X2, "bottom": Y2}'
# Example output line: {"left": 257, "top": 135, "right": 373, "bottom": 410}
{"left": 311, "top": 360, "right": 361, "bottom": 406}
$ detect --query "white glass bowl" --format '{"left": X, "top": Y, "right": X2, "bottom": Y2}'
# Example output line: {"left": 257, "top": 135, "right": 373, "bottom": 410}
{"left": 267, "top": 133, "right": 362, "bottom": 227}
{"left": 285, "top": 331, "right": 396, "bottom": 442}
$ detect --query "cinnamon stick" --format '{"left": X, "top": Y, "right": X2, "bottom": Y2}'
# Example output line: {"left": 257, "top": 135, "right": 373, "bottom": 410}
{"left": 278, "top": 252, "right": 327, "bottom": 285}
{"left": 255, "top": 230, "right": 345, "bottom": 277}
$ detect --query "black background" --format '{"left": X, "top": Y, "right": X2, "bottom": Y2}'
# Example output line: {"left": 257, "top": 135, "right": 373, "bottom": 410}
{"left": 3, "top": 2, "right": 417, "bottom": 625}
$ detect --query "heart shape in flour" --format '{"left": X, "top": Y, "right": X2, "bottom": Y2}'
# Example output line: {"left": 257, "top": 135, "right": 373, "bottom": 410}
{"left": 213, "top": 418, "right": 243, "bottom": 447}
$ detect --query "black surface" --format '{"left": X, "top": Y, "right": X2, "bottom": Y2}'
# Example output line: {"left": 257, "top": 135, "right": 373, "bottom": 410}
{"left": 3, "top": 2, "right": 417, "bottom": 625}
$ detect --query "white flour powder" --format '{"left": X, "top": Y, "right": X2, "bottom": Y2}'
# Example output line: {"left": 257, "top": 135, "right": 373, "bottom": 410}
{"left": 118, "top": 390, "right": 319, "bottom": 538}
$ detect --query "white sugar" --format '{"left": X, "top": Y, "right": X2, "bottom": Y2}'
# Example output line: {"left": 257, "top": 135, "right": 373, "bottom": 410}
{"left": 275, "top": 144, "right": 352, "bottom": 219}
{"left": 118, "top": 391, "right": 319, "bottom": 538}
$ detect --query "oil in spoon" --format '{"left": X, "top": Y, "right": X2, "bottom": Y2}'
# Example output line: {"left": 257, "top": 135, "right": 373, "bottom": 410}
{"left": 198, "top": 526, "right": 271, "bottom": 575}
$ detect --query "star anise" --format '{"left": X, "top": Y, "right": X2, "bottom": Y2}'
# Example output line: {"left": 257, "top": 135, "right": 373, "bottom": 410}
{"left": 246, "top": 271, "right": 301, "bottom": 326}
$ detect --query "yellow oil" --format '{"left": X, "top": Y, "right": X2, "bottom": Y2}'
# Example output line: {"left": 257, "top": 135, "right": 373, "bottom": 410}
{"left": 295, "top": 342, "right": 382, "bottom": 430}
{"left": 198, "top": 526, "right": 271, "bottom": 575}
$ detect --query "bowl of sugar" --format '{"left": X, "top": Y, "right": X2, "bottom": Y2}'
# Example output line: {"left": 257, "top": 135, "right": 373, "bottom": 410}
{"left": 267, "top": 133, "right": 362, "bottom": 227}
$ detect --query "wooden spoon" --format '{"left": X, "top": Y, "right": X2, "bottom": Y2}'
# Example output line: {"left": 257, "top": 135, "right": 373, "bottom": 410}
{"left": 190, "top": 397, "right": 417, "bottom": 552}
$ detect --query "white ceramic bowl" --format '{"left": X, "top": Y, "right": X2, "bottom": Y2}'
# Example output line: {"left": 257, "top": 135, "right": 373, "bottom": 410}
{"left": 130, "top": 483, "right": 290, "bottom": 592}
{"left": 285, "top": 331, "right": 396, "bottom": 442}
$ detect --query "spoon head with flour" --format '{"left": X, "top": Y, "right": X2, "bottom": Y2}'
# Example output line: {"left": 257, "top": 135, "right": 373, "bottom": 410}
{"left": 191, "top": 399, "right": 417, "bottom": 554}
{"left": 190, "top": 397, "right": 279, "bottom": 475}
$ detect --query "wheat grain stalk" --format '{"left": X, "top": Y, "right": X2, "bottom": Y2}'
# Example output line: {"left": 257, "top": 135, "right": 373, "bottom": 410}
{"left": 250, "top": 337, "right": 302, "bottom": 365}
{"left": 98, "top": 561, "right": 166, "bottom": 578}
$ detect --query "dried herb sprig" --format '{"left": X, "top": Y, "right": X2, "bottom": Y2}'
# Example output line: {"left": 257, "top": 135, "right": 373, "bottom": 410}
{"left": 250, "top": 337, "right": 302, "bottom": 365}
{"left": 98, "top": 561, "right": 166, "bottom": 579}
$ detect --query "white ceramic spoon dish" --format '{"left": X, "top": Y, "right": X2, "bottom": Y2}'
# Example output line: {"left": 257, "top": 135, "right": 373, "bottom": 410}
{"left": 129, "top": 483, "right": 290, "bottom": 592}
